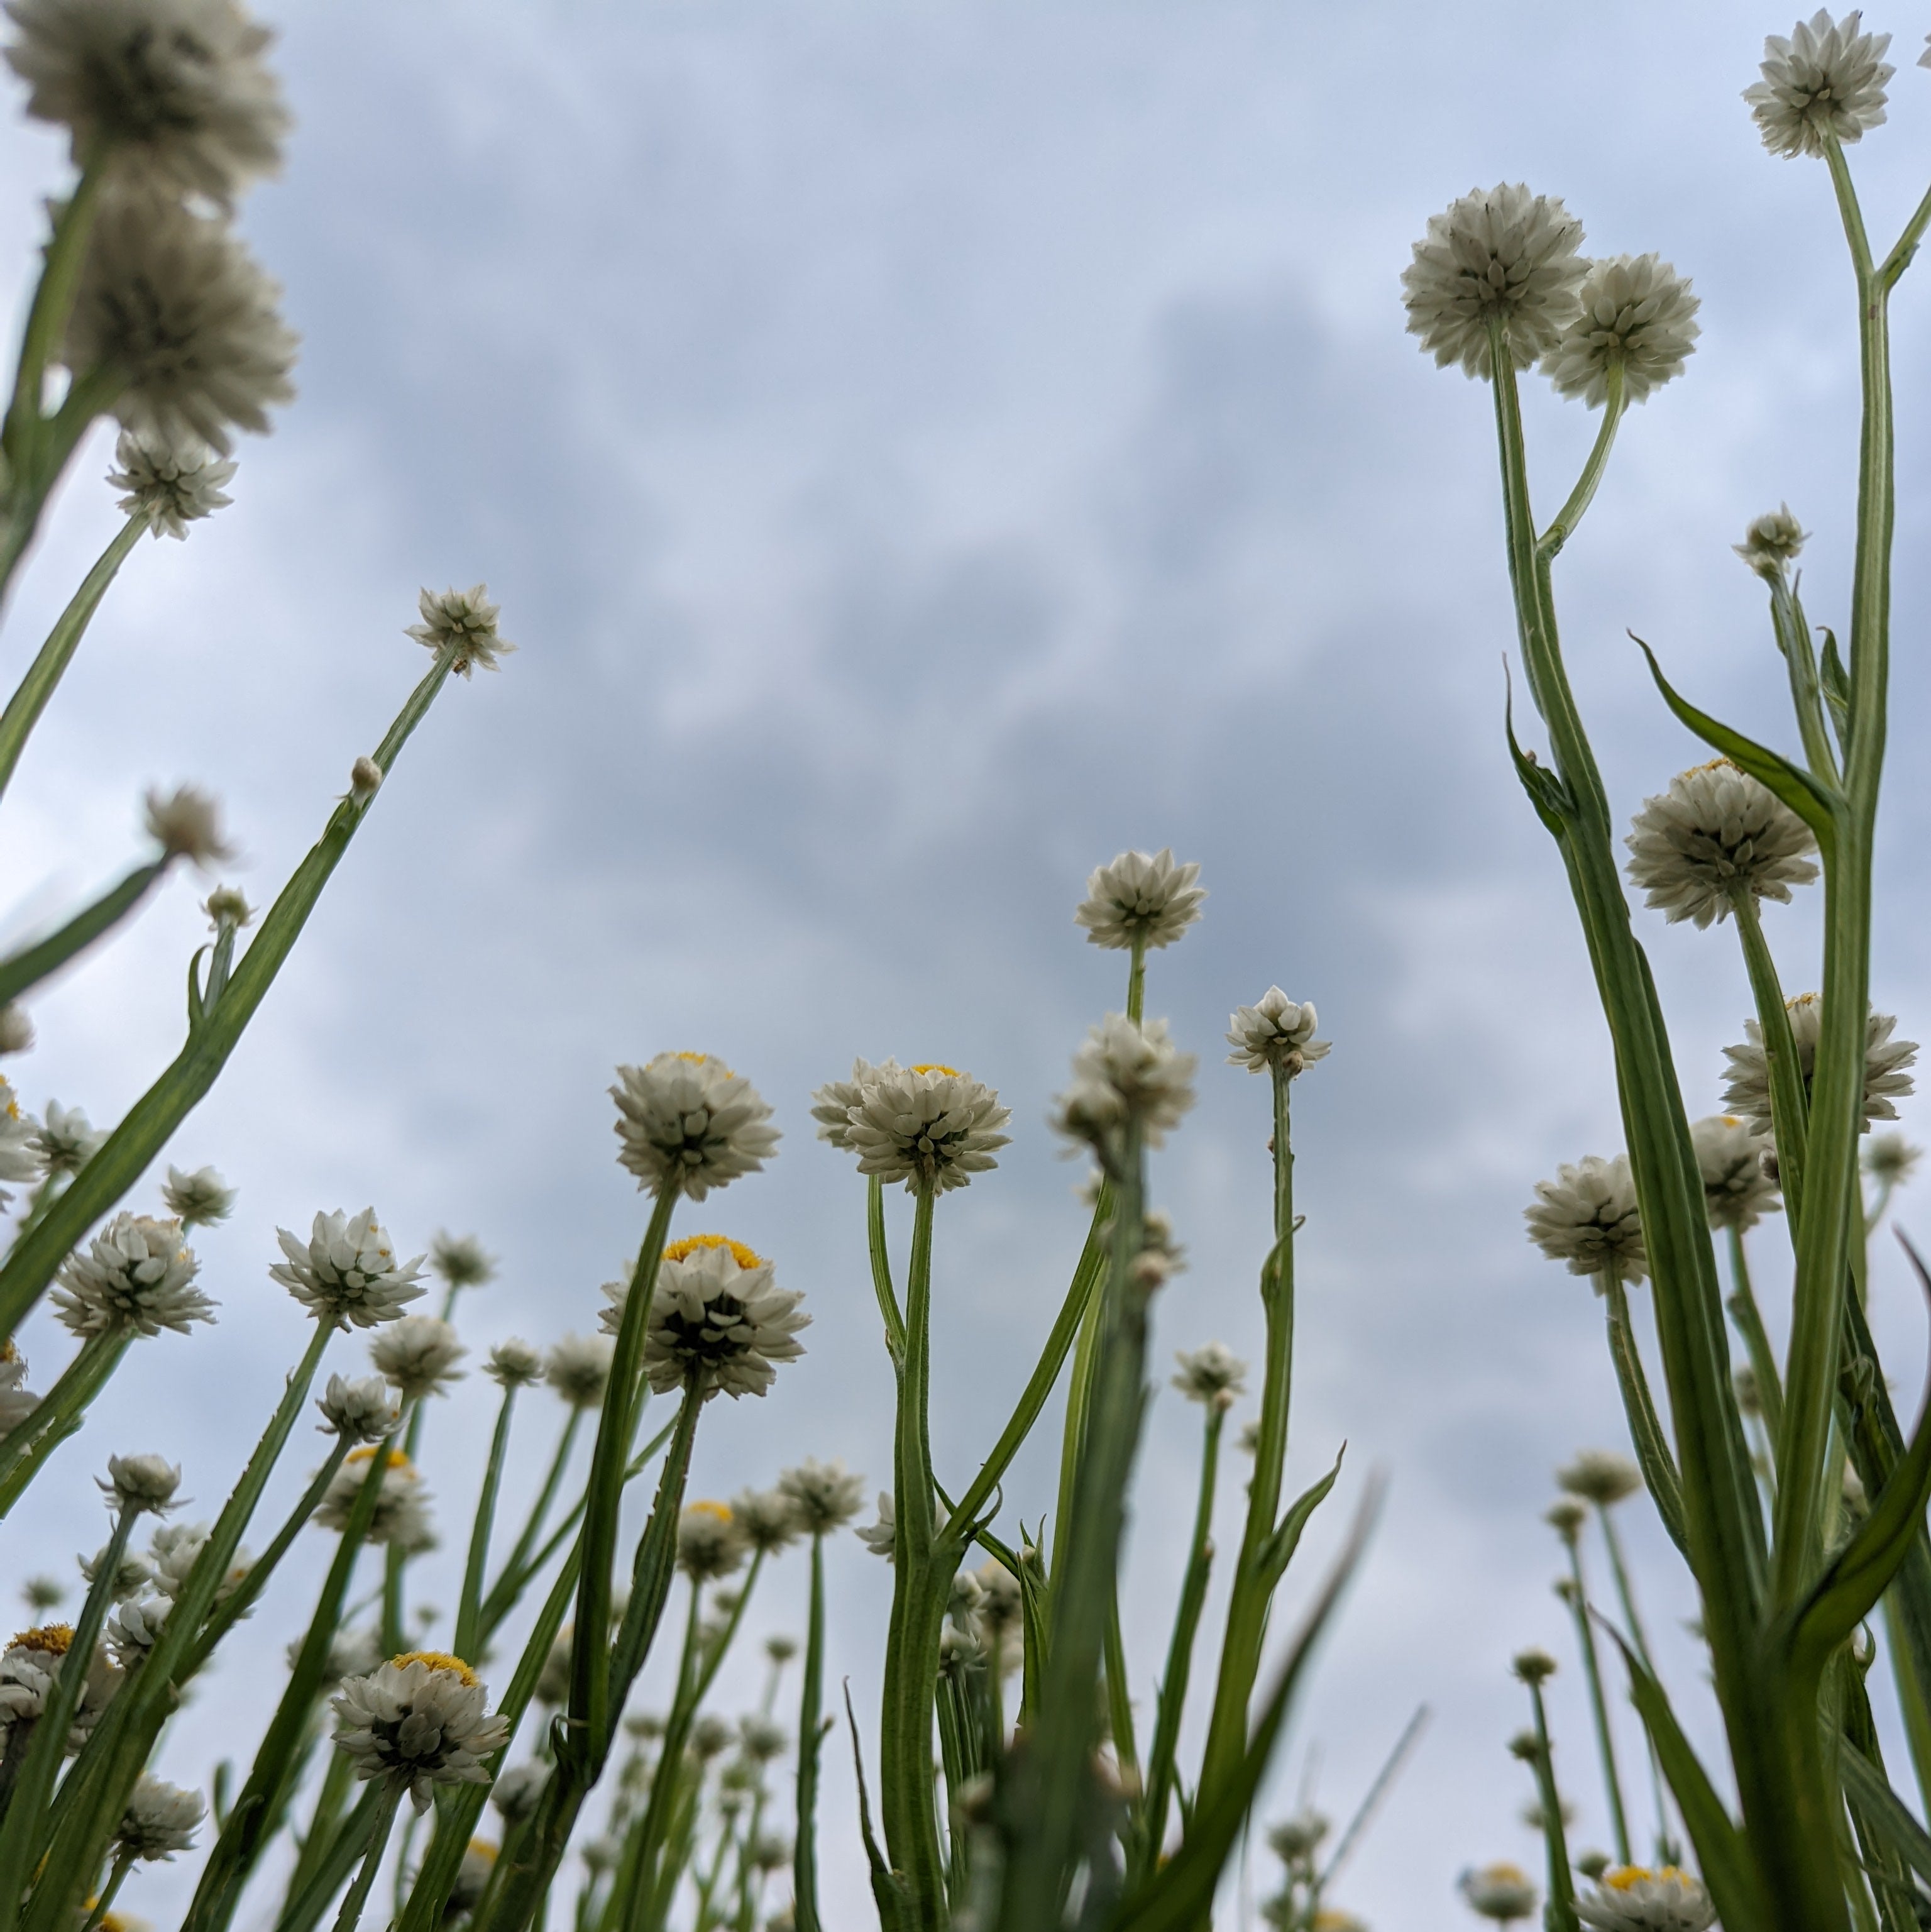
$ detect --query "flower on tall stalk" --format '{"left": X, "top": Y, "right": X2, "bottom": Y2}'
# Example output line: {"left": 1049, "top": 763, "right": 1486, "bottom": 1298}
{"left": 405, "top": 585, "right": 514, "bottom": 677}
{"left": 80, "top": 1542, "right": 151, "bottom": 1600}
{"left": 617, "top": 1234, "right": 808, "bottom": 1401}
{"left": 316, "top": 1447, "right": 434, "bottom": 1552}
{"left": 776, "top": 1457, "right": 866, "bottom": 1533}
{"left": 1542, "top": 255, "right": 1699, "bottom": 407}
{"left": 0, "top": 1624, "right": 120, "bottom": 1751}
{"left": 108, "top": 430, "right": 236, "bottom": 538}
{"left": 1866, "top": 1132, "right": 1922, "bottom": 1186}
{"left": 1226, "top": 988, "right": 1329, "bottom": 1077}
{"left": 448, "top": 1840, "right": 498, "bottom": 1914}
{"left": 1460, "top": 1862, "right": 1539, "bottom": 1923}
{"left": 1720, "top": 992, "right": 1918, "bottom": 1135}
{"left": 483, "top": 1338, "right": 541, "bottom": 1388}
{"left": 1074, "top": 847, "right": 1206, "bottom": 951}
{"left": 53, "top": 1213, "right": 214, "bottom": 1337}
{"left": 331, "top": 1651, "right": 509, "bottom": 1812}
{"left": 809, "top": 1056, "right": 901, "bottom": 1152}
{"left": 1053, "top": 1015, "right": 1197, "bottom": 1156}
{"left": 1624, "top": 760, "right": 1817, "bottom": 928}
{"left": 430, "top": 1229, "right": 496, "bottom": 1291}
{"left": 270, "top": 1208, "right": 426, "bottom": 1328}
{"left": 612, "top": 1053, "right": 779, "bottom": 1201}
{"left": 1172, "top": 1341, "right": 1247, "bottom": 1410}
{"left": 144, "top": 783, "right": 234, "bottom": 866}
{"left": 542, "top": 1332, "right": 612, "bottom": 1408}
{"left": 1691, "top": 1114, "right": 1781, "bottom": 1232}
{"left": 161, "top": 1163, "right": 234, "bottom": 1227}
{"left": 1557, "top": 1449, "right": 1644, "bottom": 1508}
{"left": 147, "top": 1520, "right": 248, "bottom": 1606}
{"left": 840, "top": 1063, "right": 1011, "bottom": 1193}
{"left": 1745, "top": 9, "right": 1894, "bottom": 157}
{"left": 316, "top": 1373, "right": 398, "bottom": 1444}
{"left": 677, "top": 1501, "right": 748, "bottom": 1582}
{"left": 0, "top": 1340, "right": 38, "bottom": 1432}
{"left": 114, "top": 1775, "right": 206, "bottom": 1860}
{"left": 63, "top": 192, "right": 297, "bottom": 451}
{"left": 1574, "top": 1866, "right": 1715, "bottom": 1931}
{"left": 30, "top": 1100, "right": 101, "bottom": 1178}
{"left": 1524, "top": 1156, "right": 1647, "bottom": 1284}
{"left": 99, "top": 1452, "right": 182, "bottom": 1516}
{"left": 1734, "top": 504, "right": 1807, "bottom": 578}
{"left": 370, "top": 1315, "right": 466, "bottom": 1401}
{"left": 490, "top": 1760, "right": 547, "bottom": 1825}
{"left": 730, "top": 1486, "right": 801, "bottom": 1554}
{"left": 1402, "top": 184, "right": 1588, "bottom": 378}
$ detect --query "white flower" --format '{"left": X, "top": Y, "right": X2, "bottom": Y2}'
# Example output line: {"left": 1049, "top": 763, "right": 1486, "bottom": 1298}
{"left": 1692, "top": 1115, "right": 1781, "bottom": 1232}
{"left": 612, "top": 1053, "right": 779, "bottom": 1201}
{"left": 80, "top": 1542, "right": 152, "bottom": 1600}
{"left": 1866, "top": 1132, "right": 1922, "bottom": 1186}
{"left": 1720, "top": 993, "right": 1917, "bottom": 1135}
{"left": 730, "top": 1486, "right": 800, "bottom": 1554}
{"left": 63, "top": 190, "right": 297, "bottom": 453}
{"left": 146, "top": 1519, "right": 248, "bottom": 1604}
{"left": 162, "top": 1163, "right": 234, "bottom": 1227}
{"left": 348, "top": 756, "right": 382, "bottom": 804}
{"left": 201, "top": 885, "right": 251, "bottom": 929}
{"left": 107, "top": 429, "right": 236, "bottom": 538}
{"left": 485, "top": 1337, "right": 542, "bottom": 1389}
{"left": 1542, "top": 253, "right": 1700, "bottom": 407}
{"left": 617, "top": 1235, "right": 808, "bottom": 1402}
{"left": 490, "top": 1760, "right": 547, "bottom": 1825}
{"left": 1574, "top": 1867, "right": 1715, "bottom": 1932}
{"left": 1524, "top": 1155, "right": 1647, "bottom": 1284}
{"left": 405, "top": 585, "right": 514, "bottom": 678}
{"left": 29, "top": 1098, "right": 101, "bottom": 1178}
{"left": 316, "top": 1373, "right": 398, "bottom": 1443}
{"left": 99, "top": 1452, "right": 182, "bottom": 1516}
{"left": 809, "top": 1056, "right": 901, "bottom": 1152}
{"left": 1074, "top": 848, "right": 1206, "bottom": 952}
{"left": 0, "top": 1004, "right": 31, "bottom": 1055}
{"left": 449, "top": 1839, "right": 498, "bottom": 1913}
{"left": 1054, "top": 1015, "right": 1197, "bottom": 1154}
{"left": 542, "top": 1332, "right": 612, "bottom": 1408}
{"left": 1402, "top": 184, "right": 1588, "bottom": 378}
{"left": 777, "top": 1457, "right": 867, "bottom": 1534}
{"left": 1460, "top": 1862, "right": 1539, "bottom": 1923}
{"left": 0, "top": 1079, "right": 38, "bottom": 1209}
{"left": 4, "top": 0, "right": 285, "bottom": 206}
{"left": 0, "top": 1626, "right": 120, "bottom": 1752}
{"left": 677, "top": 1501, "right": 749, "bottom": 1582}
{"left": 1625, "top": 759, "right": 1818, "bottom": 928}
{"left": 1226, "top": 989, "right": 1329, "bottom": 1077}
{"left": 115, "top": 1774, "right": 205, "bottom": 1860}
{"left": 1267, "top": 1812, "right": 1329, "bottom": 1865}
{"left": 1172, "top": 1341, "right": 1247, "bottom": 1410}
{"left": 1734, "top": 504, "right": 1807, "bottom": 578}
{"left": 856, "top": 1491, "right": 895, "bottom": 1562}
{"left": 331, "top": 1652, "right": 509, "bottom": 1813}
{"left": 841, "top": 1063, "right": 1011, "bottom": 1193}
{"left": 972, "top": 1560, "right": 1021, "bottom": 1642}
{"left": 306, "top": 1624, "right": 383, "bottom": 1686}
{"left": 106, "top": 1593, "right": 169, "bottom": 1668}
{"left": 270, "top": 1208, "right": 427, "bottom": 1329}
{"left": 1746, "top": 10, "right": 1893, "bottom": 157}
{"left": 370, "top": 1315, "right": 466, "bottom": 1401}
{"left": 0, "top": 1343, "right": 38, "bottom": 1433}
{"left": 144, "top": 783, "right": 234, "bottom": 866}
{"left": 316, "top": 1447, "right": 434, "bottom": 1552}
{"left": 1558, "top": 1450, "right": 1644, "bottom": 1508}
{"left": 431, "top": 1230, "right": 496, "bottom": 1290}
{"left": 53, "top": 1213, "right": 213, "bottom": 1337}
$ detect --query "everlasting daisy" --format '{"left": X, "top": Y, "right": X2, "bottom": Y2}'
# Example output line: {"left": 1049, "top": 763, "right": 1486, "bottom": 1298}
{"left": 677, "top": 1501, "right": 748, "bottom": 1582}
{"left": 316, "top": 1447, "right": 434, "bottom": 1552}
{"left": 809, "top": 1056, "right": 901, "bottom": 1152}
{"left": 331, "top": 1652, "right": 509, "bottom": 1812}
{"left": 114, "top": 1775, "right": 205, "bottom": 1860}
{"left": 1542, "top": 255, "right": 1699, "bottom": 407}
{"left": 1226, "top": 988, "right": 1329, "bottom": 1077}
{"left": 484, "top": 1338, "right": 542, "bottom": 1388}
{"left": 143, "top": 784, "right": 234, "bottom": 866}
{"left": 1734, "top": 504, "right": 1807, "bottom": 579}
{"left": 161, "top": 1164, "right": 233, "bottom": 1227}
{"left": 612, "top": 1053, "right": 779, "bottom": 1201}
{"left": 1745, "top": 9, "right": 1893, "bottom": 157}
{"left": 776, "top": 1457, "right": 867, "bottom": 1533}
{"left": 370, "top": 1315, "right": 466, "bottom": 1402}
{"left": 315, "top": 1373, "right": 399, "bottom": 1444}
{"left": 430, "top": 1230, "right": 496, "bottom": 1291}
{"left": 842, "top": 1063, "right": 1011, "bottom": 1193}
{"left": 1524, "top": 1156, "right": 1646, "bottom": 1284}
{"left": 53, "top": 1214, "right": 213, "bottom": 1337}
{"left": 1558, "top": 1450, "right": 1644, "bottom": 1508}
{"left": 1053, "top": 1015, "right": 1196, "bottom": 1154}
{"left": 99, "top": 1453, "right": 182, "bottom": 1516}
{"left": 406, "top": 585, "right": 514, "bottom": 677}
{"left": 270, "top": 1208, "right": 426, "bottom": 1329}
{"left": 1720, "top": 993, "right": 1917, "bottom": 1135}
{"left": 1625, "top": 760, "right": 1817, "bottom": 929}
{"left": 1074, "top": 848, "right": 1205, "bottom": 951}
{"left": 730, "top": 1486, "right": 800, "bottom": 1554}
{"left": 1172, "top": 1341, "right": 1247, "bottom": 1410}
{"left": 107, "top": 430, "right": 236, "bottom": 538}
{"left": 857, "top": 1491, "right": 895, "bottom": 1562}
{"left": 1691, "top": 1114, "right": 1780, "bottom": 1232}
{"left": 1460, "top": 1862, "right": 1539, "bottom": 1923}
{"left": 616, "top": 1235, "right": 808, "bottom": 1401}
{"left": 542, "top": 1333, "right": 612, "bottom": 1409}
{"left": 31, "top": 1100, "right": 101, "bottom": 1178}
{"left": 1574, "top": 1866, "right": 1715, "bottom": 1932}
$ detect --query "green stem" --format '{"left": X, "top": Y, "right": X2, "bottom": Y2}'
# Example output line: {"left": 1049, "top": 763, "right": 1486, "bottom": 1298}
{"left": 1725, "top": 1226, "right": 1785, "bottom": 1451}
{"left": 1730, "top": 887, "right": 1808, "bottom": 1230}
{"left": 1527, "top": 1679, "right": 1577, "bottom": 1932}
{"left": 1561, "top": 1537, "right": 1631, "bottom": 1865}
{"left": 77, "top": 1852, "right": 132, "bottom": 1932}
{"left": 0, "top": 1332, "right": 128, "bottom": 1515}
{"left": 868, "top": 1175, "right": 906, "bottom": 1366}
{"left": 457, "top": 1381, "right": 520, "bottom": 1662}
{"left": 1536, "top": 363, "right": 1626, "bottom": 558}
{"left": 330, "top": 1785, "right": 402, "bottom": 1932}
{"left": 0, "top": 858, "right": 168, "bottom": 1006}
{"left": 792, "top": 1532, "right": 827, "bottom": 1932}
{"left": 481, "top": 1406, "right": 582, "bottom": 1638}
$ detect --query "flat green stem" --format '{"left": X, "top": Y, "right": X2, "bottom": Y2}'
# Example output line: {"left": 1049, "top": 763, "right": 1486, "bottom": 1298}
{"left": 1725, "top": 1227, "right": 1785, "bottom": 1452}
{"left": 1730, "top": 888, "right": 1808, "bottom": 1229}
{"left": 793, "top": 1532, "right": 828, "bottom": 1932}
{"left": 0, "top": 1332, "right": 127, "bottom": 1515}
{"left": 481, "top": 1406, "right": 582, "bottom": 1638}
{"left": 457, "top": 1382, "right": 520, "bottom": 1661}
{"left": 1536, "top": 363, "right": 1626, "bottom": 558}
{"left": 868, "top": 1174, "right": 906, "bottom": 1366}
{"left": 0, "top": 858, "right": 167, "bottom": 1006}
{"left": 1563, "top": 1536, "right": 1631, "bottom": 1864}
{"left": 329, "top": 1785, "right": 402, "bottom": 1932}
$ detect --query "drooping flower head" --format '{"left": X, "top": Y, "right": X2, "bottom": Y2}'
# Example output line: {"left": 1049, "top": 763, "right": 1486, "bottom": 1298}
{"left": 1720, "top": 993, "right": 1917, "bottom": 1135}
{"left": 1172, "top": 1341, "right": 1247, "bottom": 1410}
{"left": 53, "top": 1213, "right": 213, "bottom": 1337}
{"left": 114, "top": 1775, "right": 206, "bottom": 1861}
{"left": 331, "top": 1652, "right": 509, "bottom": 1812}
{"left": 405, "top": 585, "right": 514, "bottom": 677}
{"left": 1074, "top": 848, "right": 1205, "bottom": 952}
{"left": 842, "top": 1063, "right": 1011, "bottom": 1193}
{"left": 270, "top": 1208, "right": 426, "bottom": 1329}
{"left": 612, "top": 1053, "right": 779, "bottom": 1201}
{"left": 1734, "top": 504, "right": 1807, "bottom": 579}
{"left": 543, "top": 1333, "right": 613, "bottom": 1409}
{"left": 1053, "top": 1015, "right": 1197, "bottom": 1157}
{"left": 1541, "top": 254, "right": 1699, "bottom": 407}
{"left": 161, "top": 1163, "right": 233, "bottom": 1227}
{"left": 1574, "top": 1866, "right": 1715, "bottom": 1932}
{"left": 1524, "top": 1155, "right": 1647, "bottom": 1285}
{"left": 370, "top": 1315, "right": 466, "bottom": 1402}
{"left": 1746, "top": 9, "right": 1893, "bottom": 157}
{"left": 614, "top": 1235, "right": 808, "bottom": 1401}
{"left": 1557, "top": 1449, "right": 1644, "bottom": 1508}
{"left": 1226, "top": 988, "right": 1329, "bottom": 1078}
{"left": 776, "top": 1457, "right": 867, "bottom": 1534}
{"left": 107, "top": 429, "right": 236, "bottom": 538}
{"left": 316, "top": 1447, "right": 434, "bottom": 1552}
{"left": 1460, "top": 1862, "right": 1539, "bottom": 1923}
{"left": 809, "top": 1056, "right": 901, "bottom": 1152}
{"left": 1691, "top": 1115, "right": 1781, "bottom": 1232}
{"left": 676, "top": 1500, "right": 748, "bottom": 1582}
{"left": 1402, "top": 184, "right": 1588, "bottom": 379}
{"left": 1625, "top": 760, "right": 1818, "bottom": 929}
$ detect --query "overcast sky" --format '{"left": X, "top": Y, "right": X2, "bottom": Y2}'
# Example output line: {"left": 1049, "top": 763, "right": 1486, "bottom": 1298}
{"left": 4, "top": 2, "right": 1931, "bottom": 1926}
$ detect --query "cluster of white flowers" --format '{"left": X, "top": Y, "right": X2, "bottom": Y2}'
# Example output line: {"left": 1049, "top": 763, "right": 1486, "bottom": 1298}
{"left": 104, "top": 1518, "right": 251, "bottom": 1667}
{"left": 1074, "top": 848, "right": 1206, "bottom": 952}
{"left": 0, "top": 1623, "right": 120, "bottom": 1753}
{"left": 543, "top": 1332, "right": 613, "bottom": 1408}
{"left": 1720, "top": 993, "right": 1917, "bottom": 1135}
{"left": 316, "top": 1373, "right": 399, "bottom": 1445}
{"left": 52, "top": 1213, "right": 214, "bottom": 1337}
{"left": 30, "top": 1099, "right": 101, "bottom": 1178}
{"left": 1745, "top": 9, "right": 1894, "bottom": 157}
{"left": 836, "top": 1062, "right": 1013, "bottom": 1194}
{"left": 1053, "top": 1015, "right": 1197, "bottom": 1156}
{"left": 483, "top": 1337, "right": 543, "bottom": 1389}
{"left": 1574, "top": 1867, "right": 1715, "bottom": 1932}
{"left": 315, "top": 1446, "right": 435, "bottom": 1553}
{"left": 1691, "top": 1113, "right": 1781, "bottom": 1233}
{"left": 99, "top": 1451, "right": 182, "bottom": 1516}
{"left": 612, "top": 1053, "right": 779, "bottom": 1201}
{"left": 114, "top": 1774, "right": 206, "bottom": 1860}
{"left": 1225, "top": 988, "right": 1329, "bottom": 1078}
{"left": 1625, "top": 761, "right": 1818, "bottom": 928}
{"left": 1524, "top": 1156, "right": 1648, "bottom": 1285}
{"left": 331, "top": 1652, "right": 509, "bottom": 1811}
{"left": 270, "top": 1208, "right": 427, "bottom": 1328}
{"left": 613, "top": 1235, "right": 808, "bottom": 1402}
{"left": 407, "top": 584, "right": 515, "bottom": 677}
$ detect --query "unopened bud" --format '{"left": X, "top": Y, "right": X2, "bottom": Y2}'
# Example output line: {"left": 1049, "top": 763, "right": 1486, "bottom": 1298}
{"left": 350, "top": 756, "right": 383, "bottom": 803}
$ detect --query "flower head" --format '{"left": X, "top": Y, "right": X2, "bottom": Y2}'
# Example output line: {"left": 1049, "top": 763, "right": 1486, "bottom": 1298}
{"left": 623, "top": 1236, "right": 809, "bottom": 1402}
{"left": 31, "top": 1100, "right": 101, "bottom": 1178}
{"left": 1546, "top": 1498, "right": 1588, "bottom": 1540}
{"left": 144, "top": 783, "right": 234, "bottom": 866}
{"left": 202, "top": 886, "right": 251, "bottom": 929}
{"left": 430, "top": 1230, "right": 495, "bottom": 1291}
{"left": 449, "top": 1840, "right": 498, "bottom": 1914}
{"left": 543, "top": 1333, "right": 612, "bottom": 1409}
{"left": 1574, "top": 1867, "right": 1714, "bottom": 1932}
{"left": 1053, "top": 1015, "right": 1196, "bottom": 1156}
{"left": 1746, "top": 10, "right": 1893, "bottom": 157}
{"left": 777, "top": 1457, "right": 867, "bottom": 1534}
{"left": 484, "top": 1338, "right": 542, "bottom": 1389}
{"left": 730, "top": 1486, "right": 800, "bottom": 1554}
{"left": 1735, "top": 504, "right": 1807, "bottom": 578}
{"left": 370, "top": 1315, "right": 466, "bottom": 1402}
{"left": 856, "top": 1491, "right": 895, "bottom": 1562}
{"left": 1226, "top": 988, "right": 1329, "bottom": 1077}
{"left": 1512, "top": 1647, "right": 1558, "bottom": 1686}
{"left": 0, "top": 1345, "right": 38, "bottom": 1433}
{"left": 841, "top": 1063, "right": 1011, "bottom": 1193}
{"left": 1074, "top": 848, "right": 1205, "bottom": 952}
{"left": 1866, "top": 1132, "right": 1922, "bottom": 1187}
{"left": 491, "top": 1761, "right": 547, "bottom": 1825}
{"left": 1461, "top": 1862, "right": 1539, "bottom": 1923}
{"left": 1525, "top": 1156, "right": 1646, "bottom": 1285}
{"left": 0, "top": 1626, "right": 119, "bottom": 1750}
{"left": 678, "top": 1501, "right": 749, "bottom": 1582}
{"left": 331, "top": 1653, "right": 509, "bottom": 1812}
{"left": 347, "top": 756, "right": 382, "bottom": 804}
{"left": 99, "top": 1452, "right": 182, "bottom": 1516}
{"left": 405, "top": 585, "right": 514, "bottom": 677}
{"left": 0, "top": 1005, "right": 31, "bottom": 1055}
{"left": 0, "top": 1079, "right": 37, "bottom": 1207}
{"left": 612, "top": 1053, "right": 779, "bottom": 1201}
{"left": 1542, "top": 255, "right": 1699, "bottom": 407}
{"left": 1720, "top": 993, "right": 1917, "bottom": 1135}
{"left": 161, "top": 1164, "right": 233, "bottom": 1227}
{"left": 809, "top": 1056, "right": 901, "bottom": 1152}
{"left": 1625, "top": 760, "right": 1818, "bottom": 928}
{"left": 115, "top": 1775, "right": 205, "bottom": 1860}
{"left": 53, "top": 1213, "right": 213, "bottom": 1337}
{"left": 1402, "top": 184, "right": 1588, "bottom": 378}
{"left": 1172, "top": 1341, "right": 1248, "bottom": 1410}
{"left": 1558, "top": 1450, "right": 1644, "bottom": 1508}
{"left": 270, "top": 1208, "right": 426, "bottom": 1329}
{"left": 316, "top": 1373, "right": 398, "bottom": 1444}
{"left": 63, "top": 190, "right": 296, "bottom": 452}
{"left": 1692, "top": 1114, "right": 1781, "bottom": 1232}
{"left": 108, "top": 429, "right": 236, "bottom": 538}
{"left": 4, "top": 0, "right": 286, "bottom": 206}
{"left": 316, "top": 1447, "right": 434, "bottom": 1552}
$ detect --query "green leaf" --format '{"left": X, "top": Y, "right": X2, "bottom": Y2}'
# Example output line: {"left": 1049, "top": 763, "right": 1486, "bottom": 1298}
{"left": 0, "top": 858, "right": 166, "bottom": 1005}
{"left": 844, "top": 1680, "right": 914, "bottom": 1931}
{"left": 1503, "top": 667, "right": 1571, "bottom": 837}
{"left": 1820, "top": 629, "right": 1852, "bottom": 758}
{"left": 1840, "top": 1741, "right": 1931, "bottom": 1889}
{"left": 1259, "top": 1443, "right": 1344, "bottom": 1585}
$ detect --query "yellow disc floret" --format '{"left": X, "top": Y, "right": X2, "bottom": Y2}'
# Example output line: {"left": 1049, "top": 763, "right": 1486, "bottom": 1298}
{"left": 910, "top": 1064, "right": 962, "bottom": 1078}
{"left": 685, "top": 1499, "right": 734, "bottom": 1524}
{"left": 346, "top": 1446, "right": 416, "bottom": 1471}
{"left": 1604, "top": 1866, "right": 1690, "bottom": 1892}
{"left": 9, "top": 1624, "right": 74, "bottom": 1655}
{"left": 391, "top": 1649, "right": 479, "bottom": 1686}
{"left": 662, "top": 1234, "right": 764, "bottom": 1270}
{"left": 671, "top": 1051, "right": 735, "bottom": 1075}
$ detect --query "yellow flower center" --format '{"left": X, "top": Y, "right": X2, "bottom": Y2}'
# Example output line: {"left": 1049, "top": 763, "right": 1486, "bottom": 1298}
{"left": 662, "top": 1234, "right": 764, "bottom": 1269}
{"left": 669, "top": 1051, "right": 734, "bottom": 1076}
{"left": 392, "top": 1649, "right": 479, "bottom": 1686}
{"left": 1604, "top": 1866, "right": 1687, "bottom": 1892}
{"left": 346, "top": 1446, "right": 415, "bottom": 1471}
{"left": 10, "top": 1624, "right": 73, "bottom": 1655}
{"left": 0, "top": 1337, "right": 15, "bottom": 1363}
{"left": 466, "top": 1839, "right": 498, "bottom": 1862}
{"left": 911, "top": 1064, "right": 962, "bottom": 1078}
{"left": 686, "top": 1499, "right": 734, "bottom": 1524}
{"left": 1482, "top": 1863, "right": 1531, "bottom": 1884}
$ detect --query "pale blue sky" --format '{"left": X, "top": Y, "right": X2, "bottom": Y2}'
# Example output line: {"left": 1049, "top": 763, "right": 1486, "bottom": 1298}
{"left": 4, "top": 3, "right": 1931, "bottom": 1924}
